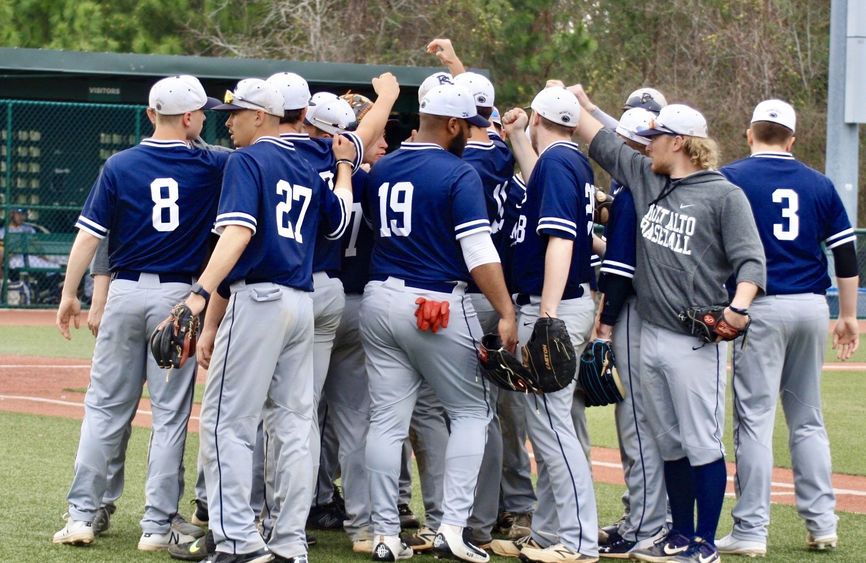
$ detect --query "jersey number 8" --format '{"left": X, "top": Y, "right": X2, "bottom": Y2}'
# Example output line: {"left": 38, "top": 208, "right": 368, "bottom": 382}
{"left": 151, "top": 178, "right": 179, "bottom": 232}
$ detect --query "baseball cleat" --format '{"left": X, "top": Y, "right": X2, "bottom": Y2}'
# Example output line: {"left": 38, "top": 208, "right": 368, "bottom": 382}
{"left": 190, "top": 498, "right": 209, "bottom": 527}
{"left": 372, "top": 534, "right": 414, "bottom": 561}
{"left": 432, "top": 525, "right": 490, "bottom": 562}
{"left": 404, "top": 526, "right": 436, "bottom": 551}
{"left": 305, "top": 500, "right": 345, "bottom": 530}
{"left": 138, "top": 529, "right": 197, "bottom": 552}
{"left": 628, "top": 531, "right": 690, "bottom": 562}
{"left": 597, "top": 517, "right": 625, "bottom": 544}
{"left": 92, "top": 503, "right": 116, "bottom": 537}
{"left": 172, "top": 512, "right": 206, "bottom": 539}
{"left": 597, "top": 531, "right": 635, "bottom": 558}
{"left": 168, "top": 530, "right": 215, "bottom": 561}
{"left": 667, "top": 538, "right": 719, "bottom": 563}
{"left": 807, "top": 533, "right": 837, "bottom": 550}
{"left": 354, "top": 538, "right": 375, "bottom": 553}
{"left": 715, "top": 533, "right": 766, "bottom": 557}
{"left": 52, "top": 516, "right": 95, "bottom": 545}
{"left": 490, "top": 535, "right": 543, "bottom": 558}
{"left": 399, "top": 503, "right": 421, "bottom": 529}
{"left": 509, "top": 512, "right": 533, "bottom": 540}
{"left": 518, "top": 542, "right": 598, "bottom": 562}
{"left": 207, "top": 547, "right": 274, "bottom": 562}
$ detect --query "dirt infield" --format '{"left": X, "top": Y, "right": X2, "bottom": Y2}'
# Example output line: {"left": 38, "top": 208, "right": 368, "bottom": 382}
{"left": 2, "top": 352, "right": 864, "bottom": 514}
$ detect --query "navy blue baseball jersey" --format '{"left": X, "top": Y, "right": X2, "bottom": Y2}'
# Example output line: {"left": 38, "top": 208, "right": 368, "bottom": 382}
{"left": 364, "top": 142, "right": 490, "bottom": 284}
{"left": 510, "top": 141, "right": 595, "bottom": 296}
{"left": 463, "top": 140, "right": 515, "bottom": 248}
{"left": 721, "top": 152, "right": 854, "bottom": 295}
{"left": 340, "top": 167, "right": 375, "bottom": 294}
{"left": 501, "top": 174, "right": 528, "bottom": 292}
{"left": 281, "top": 132, "right": 364, "bottom": 273}
{"left": 76, "top": 139, "right": 229, "bottom": 274}
{"left": 214, "top": 136, "right": 348, "bottom": 291}
{"left": 598, "top": 184, "right": 637, "bottom": 293}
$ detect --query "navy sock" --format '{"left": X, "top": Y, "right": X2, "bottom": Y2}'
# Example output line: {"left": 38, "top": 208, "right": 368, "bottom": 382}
{"left": 694, "top": 458, "right": 727, "bottom": 544}
{"left": 663, "top": 457, "right": 695, "bottom": 538}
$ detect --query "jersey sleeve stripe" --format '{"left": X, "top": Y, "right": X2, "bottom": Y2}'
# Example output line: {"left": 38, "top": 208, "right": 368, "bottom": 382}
{"left": 214, "top": 220, "right": 257, "bottom": 235}
{"left": 600, "top": 259, "right": 635, "bottom": 273}
{"left": 826, "top": 228, "right": 855, "bottom": 247}
{"left": 538, "top": 216, "right": 578, "bottom": 230}
{"left": 455, "top": 219, "right": 490, "bottom": 232}
{"left": 75, "top": 216, "right": 108, "bottom": 238}
{"left": 346, "top": 133, "right": 365, "bottom": 173}
{"left": 600, "top": 264, "right": 635, "bottom": 278}
{"left": 536, "top": 223, "right": 577, "bottom": 238}
{"left": 826, "top": 233, "right": 857, "bottom": 249}
{"left": 216, "top": 212, "right": 257, "bottom": 226}
{"left": 324, "top": 197, "right": 350, "bottom": 240}
{"left": 455, "top": 225, "right": 492, "bottom": 240}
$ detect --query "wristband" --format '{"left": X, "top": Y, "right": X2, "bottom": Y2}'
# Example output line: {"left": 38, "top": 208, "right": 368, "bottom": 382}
{"left": 335, "top": 159, "right": 354, "bottom": 168}
{"left": 190, "top": 282, "right": 210, "bottom": 302}
{"left": 728, "top": 304, "right": 749, "bottom": 315}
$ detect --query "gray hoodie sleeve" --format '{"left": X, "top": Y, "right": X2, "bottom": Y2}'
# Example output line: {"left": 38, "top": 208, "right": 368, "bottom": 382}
{"left": 588, "top": 128, "right": 665, "bottom": 208}
{"left": 89, "top": 236, "right": 110, "bottom": 276}
{"left": 720, "top": 188, "right": 766, "bottom": 292}
{"left": 590, "top": 106, "right": 620, "bottom": 131}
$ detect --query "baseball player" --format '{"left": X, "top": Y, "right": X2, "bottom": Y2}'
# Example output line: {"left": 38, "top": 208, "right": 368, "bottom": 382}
{"left": 53, "top": 75, "right": 227, "bottom": 551}
{"left": 574, "top": 95, "right": 766, "bottom": 563}
{"left": 183, "top": 77, "right": 354, "bottom": 562}
{"left": 715, "top": 99, "right": 858, "bottom": 556}
{"left": 488, "top": 86, "right": 599, "bottom": 563}
{"left": 589, "top": 108, "right": 670, "bottom": 558}
{"left": 361, "top": 83, "right": 516, "bottom": 562}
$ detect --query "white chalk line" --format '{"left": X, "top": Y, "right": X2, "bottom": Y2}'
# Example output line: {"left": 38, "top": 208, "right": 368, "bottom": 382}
{"left": 0, "top": 394, "right": 199, "bottom": 422}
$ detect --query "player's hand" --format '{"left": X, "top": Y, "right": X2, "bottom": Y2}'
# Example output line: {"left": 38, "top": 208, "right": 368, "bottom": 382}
{"left": 332, "top": 134, "right": 358, "bottom": 163}
{"left": 426, "top": 38, "right": 458, "bottom": 66}
{"left": 545, "top": 79, "right": 566, "bottom": 88}
{"left": 502, "top": 108, "right": 528, "bottom": 135}
{"left": 722, "top": 307, "right": 750, "bottom": 330}
{"left": 184, "top": 293, "right": 207, "bottom": 317}
{"left": 57, "top": 295, "right": 81, "bottom": 340}
{"left": 595, "top": 321, "right": 613, "bottom": 342}
{"left": 498, "top": 314, "right": 518, "bottom": 354}
{"left": 87, "top": 300, "right": 105, "bottom": 338}
{"left": 196, "top": 325, "right": 217, "bottom": 369}
{"left": 832, "top": 315, "right": 859, "bottom": 361}
{"left": 372, "top": 72, "right": 400, "bottom": 102}
{"left": 566, "top": 83, "right": 597, "bottom": 112}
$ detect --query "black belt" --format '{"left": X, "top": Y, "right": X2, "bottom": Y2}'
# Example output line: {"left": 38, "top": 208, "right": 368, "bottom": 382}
{"left": 314, "top": 270, "right": 341, "bottom": 279}
{"left": 113, "top": 270, "right": 192, "bottom": 284}
{"left": 515, "top": 285, "right": 584, "bottom": 306}
{"left": 372, "top": 275, "right": 460, "bottom": 294}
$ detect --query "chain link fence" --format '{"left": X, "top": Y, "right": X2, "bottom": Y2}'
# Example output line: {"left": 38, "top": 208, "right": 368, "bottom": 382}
{"left": 0, "top": 99, "right": 230, "bottom": 307}
{"left": 2, "top": 98, "right": 865, "bottom": 315}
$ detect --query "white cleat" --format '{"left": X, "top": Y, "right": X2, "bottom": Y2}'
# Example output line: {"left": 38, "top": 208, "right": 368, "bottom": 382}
{"left": 372, "top": 534, "right": 414, "bottom": 561}
{"left": 807, "top": 533, "right": 838, "bottom": 551}
{"left": 137, "top": 529, "right": 197, "bottom": 552}
{"left": 715, "top": 534, "right": 766, "bottom": 557}
{"left": 52, "top": 517, "right": 94, "bottom": 546}
{"left": 432, "top": 525, "right": 490, "bottom": 562}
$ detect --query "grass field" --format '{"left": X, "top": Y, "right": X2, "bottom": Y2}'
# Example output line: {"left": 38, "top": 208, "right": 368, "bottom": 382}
{"left": 1, "top": 324, "right": 865, "bottom": 561}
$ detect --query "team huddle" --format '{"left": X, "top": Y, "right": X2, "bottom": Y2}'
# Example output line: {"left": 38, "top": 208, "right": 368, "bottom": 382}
{"left": 52, "top": 38, "right": 858, "bottom": 563}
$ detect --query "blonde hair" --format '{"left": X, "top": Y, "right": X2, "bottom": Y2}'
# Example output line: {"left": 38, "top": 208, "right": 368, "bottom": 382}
{"left": 681, "top": 136, "right": 719, "bottom": 170}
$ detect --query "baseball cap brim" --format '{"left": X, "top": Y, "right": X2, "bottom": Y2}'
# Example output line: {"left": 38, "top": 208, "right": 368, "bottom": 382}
{"left": 202, "top": 96, "right": 221, "bottom": 110}
{"left": 466, "top": 114, "right": 490, "bottom": 128}
{"left": 636, "top": 125, "right": 675, "bottom": 137}
{"left": 211, "top": 102, "right": 253, "bottom": 112}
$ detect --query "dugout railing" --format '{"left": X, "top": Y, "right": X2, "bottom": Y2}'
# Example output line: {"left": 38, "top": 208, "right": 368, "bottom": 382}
{"left": 2, "top": 98, "right": 865, "bottom": 313}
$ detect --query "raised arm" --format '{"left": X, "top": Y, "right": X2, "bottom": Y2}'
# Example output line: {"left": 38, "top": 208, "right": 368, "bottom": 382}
{"left": 426, "top": 38, "right": 467, "bottom": 76}
{"left": 353, "top": 73, "right": 400, "bottom": 151}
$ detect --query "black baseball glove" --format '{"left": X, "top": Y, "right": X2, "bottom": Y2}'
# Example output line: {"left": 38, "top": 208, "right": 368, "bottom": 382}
{"left": 521, "top": 316, "right": 577, "bottom": 393}
{"left": 578, "top": 339, "right": 626, "bottom": 406}
{"left": 477, "top": 334, "right": 535, "bottom": 393}
{"left": 150, "top": 303, "right": 199, "bottom": 369}
{"left": 678, "top": 305, "right": 749, "bottom": 345}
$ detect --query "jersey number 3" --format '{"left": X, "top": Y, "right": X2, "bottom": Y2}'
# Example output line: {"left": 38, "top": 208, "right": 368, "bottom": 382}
{"left": 772, "top": 188, "right": 799, "bottom": 241}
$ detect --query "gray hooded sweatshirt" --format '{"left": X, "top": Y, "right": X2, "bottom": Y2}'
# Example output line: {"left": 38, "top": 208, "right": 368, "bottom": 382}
{"left": 589, "top": 128, "right": 766, "bottom": 334}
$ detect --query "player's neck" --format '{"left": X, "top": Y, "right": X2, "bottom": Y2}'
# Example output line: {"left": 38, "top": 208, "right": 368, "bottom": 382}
{"left": 750, "top": 141, "right": 790, "bottom": 155}
{"left": 279, "top": 122, "right": 305, "bottom": 135}
{"left": 468, "top": 127, "right": 489, "bottom": 142}
{"left": 535, "top": 131, "right": 571, "bottom": 154}
{"left": 150, "top": 125, "right": 191, "bottom": 143}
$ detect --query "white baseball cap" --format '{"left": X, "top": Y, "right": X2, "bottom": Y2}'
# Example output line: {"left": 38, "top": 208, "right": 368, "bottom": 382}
{"left": 265, "top": 72, "right": 311, "bottom": 110}
{"left": 149, "top": 75, "right": 219, "bottom": 115}
{"left": 530, "top": 86, "right": 580, "bottom": 127}
{"left": 637, "top": 103, "right": 707, "bottom": 138}
{"left": 751, "top": 99, "right": 796, "bottom": 132}
{"left": 453, "top": 72, "right": 495, "bottom": 108}
{"left": 306, "top": 96, "right": 357, "bottom": 135}
{"left": 213, "top": 79, "right": 285, "bottom": 117}
{"left": 616, "top": 107, "right": 654, "bottom": 146}
{"left": 420, "top": 84, "right": 490, "bottom": 128}
{"left": 623, "top": 87, "right": 667, "bottom": 114}
{"left": 418, "top": 71, "right": 454, "bottom": 104}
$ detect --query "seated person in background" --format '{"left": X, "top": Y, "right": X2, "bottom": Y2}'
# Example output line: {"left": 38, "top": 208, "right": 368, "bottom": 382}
{"left": 0, "top": 207, "right": 64, "bottom": 303}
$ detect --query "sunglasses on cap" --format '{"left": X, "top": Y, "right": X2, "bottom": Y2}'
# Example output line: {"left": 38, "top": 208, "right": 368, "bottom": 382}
{"left": 223, "top": 90, "right": 269, "bottom": 111}
{"left": 624, "top": 92, "right": 663, "bottom": 113}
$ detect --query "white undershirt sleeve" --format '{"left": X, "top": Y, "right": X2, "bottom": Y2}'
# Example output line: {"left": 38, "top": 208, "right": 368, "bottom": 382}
{"left": 459, "top": 231, "right": 501, "bottom": 272}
